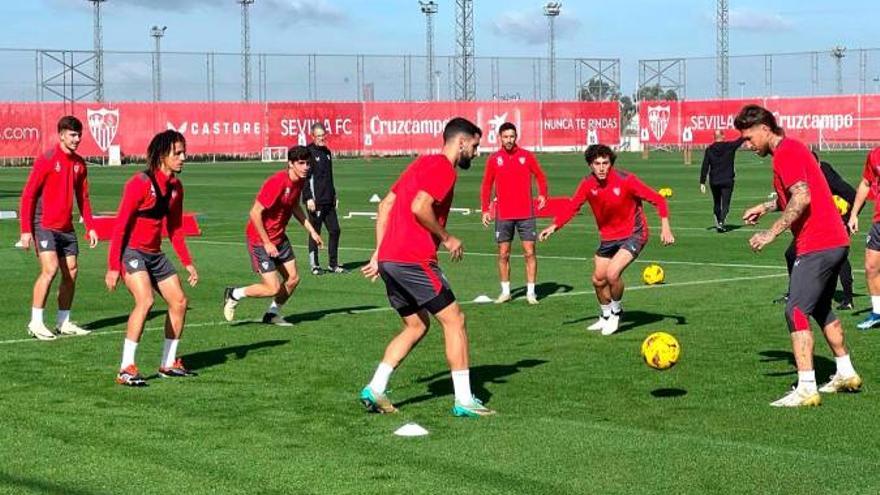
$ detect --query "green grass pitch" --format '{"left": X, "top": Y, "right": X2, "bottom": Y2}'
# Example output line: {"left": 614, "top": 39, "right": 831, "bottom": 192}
{"left": 1, "top": 150, "right": 879, "bottom": 494}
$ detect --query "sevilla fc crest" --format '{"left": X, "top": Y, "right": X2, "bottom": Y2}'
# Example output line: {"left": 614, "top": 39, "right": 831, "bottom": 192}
{"left": 87, "top": 107, "right": 120, "bottom": 153}
{"left": 647, "top": 105, "right": 671, "bottom": 141}
{"left": 518, "top": 157, "right": 525, "bottom": 165}
{"left": 612, "top": 187, "right": 621, "bottom": 196}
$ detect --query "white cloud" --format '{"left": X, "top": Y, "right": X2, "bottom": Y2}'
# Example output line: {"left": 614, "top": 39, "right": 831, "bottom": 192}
{"left": 729, "top": 8, "right": 793, "bottom": 32}
{"left": 490, "top": 9, "right": 580, "bottom": 46}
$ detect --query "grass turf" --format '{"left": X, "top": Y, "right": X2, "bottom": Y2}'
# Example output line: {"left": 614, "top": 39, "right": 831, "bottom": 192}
{"left": 1, "top": 150, "right": 879, "bottom": 494}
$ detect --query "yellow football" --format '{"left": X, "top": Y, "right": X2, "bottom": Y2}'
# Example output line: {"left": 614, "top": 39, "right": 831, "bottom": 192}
{"left": 658, "top": 187, "right": 673, "bottom": 198}
{"left": 641, "top": 332, "right": 681, "bottom": 370}
{"left": 642, "top": 264, "right": 665, "bottom": 285}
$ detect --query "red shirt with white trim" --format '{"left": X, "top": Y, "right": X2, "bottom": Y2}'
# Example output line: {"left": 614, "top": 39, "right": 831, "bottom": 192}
{"left": 19, "top": 144, "right": 94, "bottom": 234}
{"left": 107, "top": 170, "right": 192, "bottom": 271}
{"left": 246, "top": 170, "right": 305, "bottom": 246}
{"left": 378, "top": 154, "right": 457, "bottom": 264}
{"left": 773, "top": 138, "right": 848, "bottom": 255}
{"left": 480, "top": 146, "right": 548, "bottom": 220}
{"left": 553, "top": 168, "right": 669, "bottom": 241}
{"left": 860, "top": 146, "right": 880, "bottom": 222}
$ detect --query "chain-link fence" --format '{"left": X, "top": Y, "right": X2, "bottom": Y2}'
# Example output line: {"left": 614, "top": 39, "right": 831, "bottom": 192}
{"left": 0, "top": 48, "right": 619, "bottom": 103}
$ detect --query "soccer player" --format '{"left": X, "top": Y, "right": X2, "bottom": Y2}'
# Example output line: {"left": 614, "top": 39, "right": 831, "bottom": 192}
{"left": 222, "top": 146, "right": 324, "bottom": 326}
{"left": 105, "top": 130, "right": 198, "bottom": 387}
{"left": 480, "top": 122, "right": 548, "bottom": 305}
{"left": 538, "top": 144, "right": 674, "bottom": 336}
{"left": 848, "top": 146, "right": 880, "bottom": 328}
{"left": 736, "top": 104, "right": 861, "bottom": 407}
{"left": 699, "top": 130, "right": 744, "bottom": 232}
{"left": 303, "top": 123, "right": 343, "bottom": 275}
{"left": 19, "top": 115, "right": 98, "bottom": 340}
{"left": 359, "top": 117, "right": 495, "bottom": 417}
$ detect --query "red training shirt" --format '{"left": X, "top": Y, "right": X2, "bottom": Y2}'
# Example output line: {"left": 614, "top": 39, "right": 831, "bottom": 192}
{"left": 480, "top": 146, "right": 548, "bottom": 220}
{"left": 107, "top": 171, "right": 192, "bottom": 271}
{"left": 553, "top": 168, "right": 669, "bottom": 241}
{"left": 378, "top": 154, "right": 457, "bottom": 264}
{"left": 772, "top": 138, "right": 848, "bottom": 255}
{"left": 245, "top": 170, "right": 305, "bottom": 246}
{"left": 860, "top": 146, "right": 880, "bottom": 222}
{"left": 19, "top": 144, "right": 94, "bottom": 234}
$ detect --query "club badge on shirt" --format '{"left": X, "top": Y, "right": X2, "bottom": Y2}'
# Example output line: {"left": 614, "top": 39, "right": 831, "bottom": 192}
{"left": 55, "top": 162, "right": 61, "bottom": 172}
{"left": 74, "top": 164, "right": 80, "bottom": 173}
{"left": 519, "top": 157, "right": 526, "bottom": 165}
{"left": 129, "top": 259, "right": 139, "bottom": 269}
{"left": 613, "top": 187, "right": 621, "bottom": 196}
{"left": 591, "top": 189, "right": 599, "bottom": 196}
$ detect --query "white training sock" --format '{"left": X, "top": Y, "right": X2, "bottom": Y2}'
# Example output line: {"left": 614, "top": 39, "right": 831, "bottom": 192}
{"left": 232, "top": 287, "right": 247, "bottom": 300}
{"left": 368, "top": 362, "right": 395, "bottom": 395}
{"left": 56, "top": 309, "right": 71, "bottom": 326}
{"left": 162, "top": 338, "right": 180, "bottom": 368}
{"left": 30, "top": 307, "right": 44, "bottom": 326}
{"left": 121, "top": 339, "right": 138, "bottom": 370}
{"left": 610, "top": 299, "right": 622, "bottom": 314}
{"left": 872, "top": 296, "right": 880, "bottom": 314}
{"left": 500, "top": 281, "right": 511, "bottom": 295}
{"left": 600, "top": 304, "right": 612, "bottom": 318}
{"left": 797, "top": 370, "right": 817, "bottom": 393}
{"left": 451, "top": 369, "right": 474, "bottom": 405}
{"left": 526, "top": 283, "right": 536, "bottom": 296}
{"left": 836, "top": 354, "right": 857, "bottom": 377}
{"left": 267, "top": 301, "right": 282, "bottom": 315}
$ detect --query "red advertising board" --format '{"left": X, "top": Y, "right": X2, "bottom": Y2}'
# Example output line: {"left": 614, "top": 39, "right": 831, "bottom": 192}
{"left": 265, "top": 102, "right": 362, "bottom": 153}
{"left": 541, "top": 101, "right": 620, "bottom": 148}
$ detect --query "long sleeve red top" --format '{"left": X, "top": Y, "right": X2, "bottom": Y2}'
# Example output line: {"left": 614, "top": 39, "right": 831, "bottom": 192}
{"left": 107, "top": 170, "right": 192, "bottom": 271}
{"left": 553, "top": 169, "right": 669, "bottom": 241}
{"left": 19, "top": 144, "right": 94, "bottom": 234}
{"left": 480, "top": 146, "right": 548, "bottom": 220}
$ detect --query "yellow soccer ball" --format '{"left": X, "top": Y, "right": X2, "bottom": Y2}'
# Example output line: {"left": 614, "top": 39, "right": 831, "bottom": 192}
{"left": 832, "top": 195, "right": 849, "bottom": 216}
{"left": 641, "top": 332, "right": 681, "bottom": 370}
{"left": 658, "top": 187, "right": 673, "bottom": 198}
{"left": 642, "top": 264, "right": 665, "bottom": 285}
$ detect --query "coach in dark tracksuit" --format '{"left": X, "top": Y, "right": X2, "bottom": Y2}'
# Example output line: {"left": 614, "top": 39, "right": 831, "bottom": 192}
{"left": 780, "top": 153, "right": 857, "bottom": 309}
{"left": 303, "top": 123, "right": 343, "bottom": 275}
{"left": 700, "top": 131, "right": 745, "bottom": 232}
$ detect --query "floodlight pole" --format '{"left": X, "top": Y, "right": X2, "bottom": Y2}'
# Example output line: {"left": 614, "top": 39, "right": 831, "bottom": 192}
{"left": 831, "top": 46, "right": 846, "bottom": 95}
{"left": 88, "top": 0, "right": 107, "bottom": 101}
{"left": 543, "top": 2, "right": 561, "bottom": 101}
{"left": 239, "top": 0, "right": 255, "bottom": 102}
{"left": 420, "top": 1, "right": 438, "bottom": 102}
{"left": 151, "top": 25, "right": 166, "bottom": 102}
{"left": 454, "top": 0, "right": 475, "bottom": 101}
{"left": 716, "top": 0, "right": 729, "bottom": 98}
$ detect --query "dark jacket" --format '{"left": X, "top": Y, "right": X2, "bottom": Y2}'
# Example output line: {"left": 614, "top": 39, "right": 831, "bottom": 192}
{"left": 302, "top": 143, "right": 336, "bottom": 206}
{"left": 700, "top": 137, "right": 745, "bottom": 186}
{"left": 820, "top": 161, "right": 856, "bottom": 219}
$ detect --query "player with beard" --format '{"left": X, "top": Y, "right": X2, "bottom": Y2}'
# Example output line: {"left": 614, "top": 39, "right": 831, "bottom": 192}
{"left": 359, "top": 117, "right": 495, "bottom": 417}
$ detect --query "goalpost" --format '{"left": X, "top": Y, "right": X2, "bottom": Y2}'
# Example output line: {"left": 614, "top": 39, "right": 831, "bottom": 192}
{"left": 261, "top": 146, "right": 288, "bottom": 162}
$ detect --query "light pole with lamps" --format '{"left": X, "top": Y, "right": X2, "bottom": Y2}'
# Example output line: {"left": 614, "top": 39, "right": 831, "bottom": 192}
{"left": 151, "top": 25, "right": 166, "bottom": 102}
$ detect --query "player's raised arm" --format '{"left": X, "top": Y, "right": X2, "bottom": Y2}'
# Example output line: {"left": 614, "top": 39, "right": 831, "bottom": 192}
{"left": 628, "top": 175, "right": 674, "bottom": 246}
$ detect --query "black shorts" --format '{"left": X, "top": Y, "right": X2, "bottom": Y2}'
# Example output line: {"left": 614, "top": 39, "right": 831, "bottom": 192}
{"left": 495, "top": 217, "right": 537, "bottom": 243}
{"left": 378, "top": 261, "right": 456, "bottom": 317}
{"left": 866, "top": 222, "right": 880, "bottom": 252}
{"left": 34, "top": 227, "right": 78, "bottom": 257}
{"left": 122, "top": 248, "right": 177, "bottom": 284}
{"left": 249, "top": 237, "right": 296, "bottom": 273}
{"left": 786, "top": 247, "right": 849, "bottom": 331}
{"left": 596, "top": 232, "right": 646, "bottom": 259}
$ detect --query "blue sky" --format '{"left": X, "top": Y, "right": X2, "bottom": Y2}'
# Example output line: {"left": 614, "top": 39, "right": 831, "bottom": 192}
{"left": 2, "top": 1, "right": 879, "bottom": 98}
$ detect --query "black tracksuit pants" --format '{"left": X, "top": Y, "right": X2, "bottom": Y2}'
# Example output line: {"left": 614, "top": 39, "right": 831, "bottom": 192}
{"left": 785, "top": 241, "right": 853, "bottom": 302}
{"left": 710, "top": 183, "right": 734, "bottom": 225}
{"left": 308, "top": 204, "right": 341, "bottom": 269}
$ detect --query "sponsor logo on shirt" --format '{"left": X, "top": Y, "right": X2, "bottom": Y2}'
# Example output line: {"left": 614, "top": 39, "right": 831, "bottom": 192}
{"left": 496, "top": 157, "right": 503, "bottom": 166}
{"left": 87, "top": 107, "right": 120, "bottom": 153}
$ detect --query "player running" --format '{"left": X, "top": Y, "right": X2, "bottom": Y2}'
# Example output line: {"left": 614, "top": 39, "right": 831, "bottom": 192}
{"left": 222, "top": 146, "right": 323, "bottom": 326}
{"left": 105, "top": 130, "right": 198, "bottom": 387}
{"left": 359, "top": 117, "right": 495, "bottom": 417}
{"left": 736, "top": 104, "right": 861, "bottom": 407}
{"left": 19, "top": 116, "right": 98, "bottom": 340}
{"left": 848, "top": 146, "right": 880, "bottom": 328}
{"left": 538, "top": 144, "right": 675, "bottom": 336}
{"left": 480, "top": 122, "right": 548, "bottom": 304}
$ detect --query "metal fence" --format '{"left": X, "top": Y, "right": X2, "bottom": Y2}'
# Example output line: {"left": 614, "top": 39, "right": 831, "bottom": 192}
{"left": 638, "top": 48, "right": 880, "bottom": 100}
{"left": 0, "top": 48, "right": 620, "bottom": 103}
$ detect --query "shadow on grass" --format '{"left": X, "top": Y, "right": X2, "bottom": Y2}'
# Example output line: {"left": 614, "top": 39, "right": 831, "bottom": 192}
{"left": 180, "top": 339, "right": 289, "bottom": 371}
{"left": 511, "top": 281, "right": 574, "bottom": 300}
{"left": 650, "top": 388, "right": 687, "bottom": 398}
{"left": 564, "top": 310, "right": 686, "bottom": 335}
{"left": 85, "top": 309, "right": 165, "bottom": 331}
{"left": 758, "top": 350, "right": 835, "bottom": 379}
{"left": 393, "top": 358, "right": 549, "bottom": 408}
{"left": 0, "top": 471, "right": 112, "bottom": 495}
{"left": 229, "top": 304, "right": 379, "bottom": 327}
{"left": 704, "top": 224, "right": 743, "bottom": 232}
